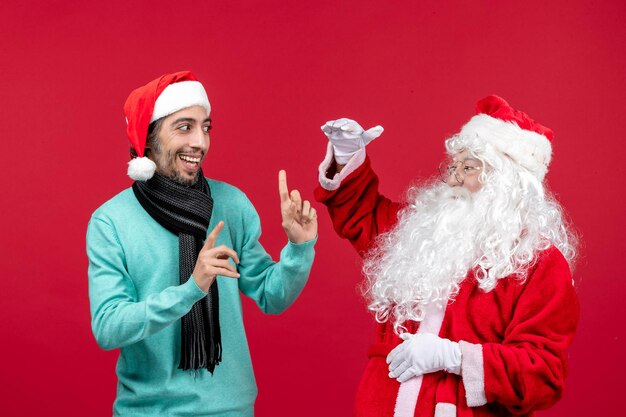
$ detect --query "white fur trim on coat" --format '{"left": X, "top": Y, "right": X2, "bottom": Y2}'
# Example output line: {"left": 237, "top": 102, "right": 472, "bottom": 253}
{"left": 459, "top": 114, "right": 552, "bottom": 181}
{"left": 394, "top": 377, "right": 422, "bottom": 417}
{"left": 434, "top": 403, "right": 457, "bottom": 417}
{"left": 394, "top": 302, "right": 447, "bottom": 417}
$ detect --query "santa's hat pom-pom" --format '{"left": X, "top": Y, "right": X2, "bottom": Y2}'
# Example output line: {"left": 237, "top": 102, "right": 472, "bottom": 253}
{"left": 128, "top": 156, "right": 157, "bottom": 181}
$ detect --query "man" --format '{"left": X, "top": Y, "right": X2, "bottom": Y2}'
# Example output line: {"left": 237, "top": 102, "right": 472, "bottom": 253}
{"left": 87, "top": 71, "right": 317, "bottom": 416}
{"left": 314, "top": 96, "right": 579, "bottom": 417}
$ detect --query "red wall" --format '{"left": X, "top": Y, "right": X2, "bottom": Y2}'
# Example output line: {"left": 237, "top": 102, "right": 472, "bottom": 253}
{"left": 1, "top": 1, "right": 624, "bottom": 415}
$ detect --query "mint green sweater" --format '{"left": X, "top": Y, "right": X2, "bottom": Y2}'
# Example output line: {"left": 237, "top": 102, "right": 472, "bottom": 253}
{"left": 87, "top": 178, "right": 316, "bottom": 416}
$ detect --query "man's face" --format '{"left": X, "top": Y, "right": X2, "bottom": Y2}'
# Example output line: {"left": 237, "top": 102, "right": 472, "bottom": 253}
{"left": 445, "top": 150, "right": 483, "bottom": 193}
{"left": 148, "top": 105, "right": 211, "bottom": 186}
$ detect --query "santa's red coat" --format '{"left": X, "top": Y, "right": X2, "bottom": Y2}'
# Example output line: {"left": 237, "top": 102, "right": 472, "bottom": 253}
{"left": 314, "top": 151, "right": 579, "bottom": 417}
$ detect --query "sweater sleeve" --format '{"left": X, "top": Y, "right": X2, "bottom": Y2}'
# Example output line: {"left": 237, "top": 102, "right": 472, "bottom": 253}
{"left": 87, "top": 217, "right": 207, "bottom": 351}
{"left": 236, "top": 196, "right": 316, "bottom": 315}
{"left": 459, "top": 247, "right": 580, "bottom": 413}
{"left": 313, "top": 146, "right": 402, "bottom": 256}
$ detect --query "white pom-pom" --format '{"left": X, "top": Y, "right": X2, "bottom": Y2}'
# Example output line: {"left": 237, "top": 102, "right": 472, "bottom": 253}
{"left": 128, "top": 157, "right": 157, "bottom": 181}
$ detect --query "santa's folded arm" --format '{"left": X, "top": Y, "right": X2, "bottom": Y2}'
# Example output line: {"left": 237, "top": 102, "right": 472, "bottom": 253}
{"left": 463, "top": 246, "right": 579, "bottom": 413}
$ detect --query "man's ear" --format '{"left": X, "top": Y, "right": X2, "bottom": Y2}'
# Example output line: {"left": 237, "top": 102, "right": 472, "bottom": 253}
{"left": 144, "top": 147, "right": 152, "bottom": 158}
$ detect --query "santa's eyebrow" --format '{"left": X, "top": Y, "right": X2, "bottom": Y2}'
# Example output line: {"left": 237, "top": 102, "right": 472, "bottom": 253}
{"left": 453, "top": 157, "right": 481, "bottom": 163}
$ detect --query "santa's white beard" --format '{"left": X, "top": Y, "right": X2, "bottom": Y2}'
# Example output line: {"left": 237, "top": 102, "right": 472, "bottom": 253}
{"left": 362, "top": 177, "right": 567, "bottom": 334}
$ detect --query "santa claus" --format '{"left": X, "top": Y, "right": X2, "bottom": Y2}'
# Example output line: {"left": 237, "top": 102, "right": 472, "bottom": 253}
{"left": 314, "top": 96, "right": 579, "bottom": 417}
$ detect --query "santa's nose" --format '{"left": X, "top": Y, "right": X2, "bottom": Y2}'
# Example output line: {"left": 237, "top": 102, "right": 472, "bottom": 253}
{"left": 446, "top": 170, "right": 463, "bottom": 187}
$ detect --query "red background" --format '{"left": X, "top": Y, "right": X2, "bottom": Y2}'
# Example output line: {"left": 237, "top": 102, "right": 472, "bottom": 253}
{"left": 1, "top": 1, "right": 624, "bottom": 415}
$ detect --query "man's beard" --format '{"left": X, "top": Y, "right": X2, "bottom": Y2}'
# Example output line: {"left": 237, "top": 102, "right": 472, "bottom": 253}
{"left": 363, "top": 182, "right": 502, "bottom": 333}
{"left": 152, "top": 149, "right": 202, "bottom": 187}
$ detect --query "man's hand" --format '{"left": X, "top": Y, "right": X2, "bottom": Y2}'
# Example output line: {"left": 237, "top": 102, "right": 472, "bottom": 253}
{"left": 192, "top": 221, "right": 240, "bottom": 292}
{"left": 278, "top": 170, "right": 317, "bottom": 243}
{"left": 321, "top": 118, "right": 384, "bottom": 164}
{"left": 386, "top": 333, "right": 462, "bottom": 383}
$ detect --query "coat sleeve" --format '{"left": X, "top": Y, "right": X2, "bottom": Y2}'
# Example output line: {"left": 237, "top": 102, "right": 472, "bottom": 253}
{"left": 235, "top": 194, "right": 316, "bottom": 315}
{"left": 459, "top": 247, "right": 580, "bottom": 414}
{"left": 87, "top": 217, "right": 208, "bottom": 351}
{"left": 314, "top": 150, "right": 402, "bottom": 256}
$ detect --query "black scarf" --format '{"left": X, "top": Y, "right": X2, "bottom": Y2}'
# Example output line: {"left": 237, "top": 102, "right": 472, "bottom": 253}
{"left": 132, "top": 169, "right": 222, "bottom": 373}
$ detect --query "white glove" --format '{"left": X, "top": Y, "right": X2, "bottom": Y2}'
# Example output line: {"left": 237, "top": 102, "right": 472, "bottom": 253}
{"left": 386, "top": 333, "right": 462, "bottom": 383}
{"left": 320, "top": 118, "right": 384, "bottom": 164}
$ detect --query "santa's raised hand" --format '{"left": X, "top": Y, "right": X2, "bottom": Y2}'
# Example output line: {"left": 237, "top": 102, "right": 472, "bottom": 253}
{"left": 321, "top": 118, "right": 384, "bottom": 164}
{"left": 278, "top": 170, "right": 317, "bottom": 243}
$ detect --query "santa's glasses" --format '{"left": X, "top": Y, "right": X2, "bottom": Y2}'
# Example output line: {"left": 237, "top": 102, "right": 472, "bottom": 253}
{"left": 438, "top": 159, "right": 483, "bottom": 184}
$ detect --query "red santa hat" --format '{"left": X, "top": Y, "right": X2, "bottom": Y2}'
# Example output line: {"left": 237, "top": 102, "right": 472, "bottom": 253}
{"left": 458, "top": 95, "right": 553, "bottom": 181}
{"left": 123, "top": 71, "right": 211, "bottom": 181}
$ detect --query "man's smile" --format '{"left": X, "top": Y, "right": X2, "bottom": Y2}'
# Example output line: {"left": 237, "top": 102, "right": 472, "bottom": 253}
{"left": 178, "top": 153, "right": 203, "bottom": 170}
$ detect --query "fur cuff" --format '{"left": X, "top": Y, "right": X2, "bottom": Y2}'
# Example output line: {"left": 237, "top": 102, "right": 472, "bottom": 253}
{"left": 318, "top": 142, "right": 366, "bottom": 191}
{"left": 459, "top": 341, "right": 487, "bottom": 407}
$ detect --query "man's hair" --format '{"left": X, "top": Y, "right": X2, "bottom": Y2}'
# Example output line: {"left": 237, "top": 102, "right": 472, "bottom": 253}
{"left": 129, "top": 117, "right": 165, "bottom": 159}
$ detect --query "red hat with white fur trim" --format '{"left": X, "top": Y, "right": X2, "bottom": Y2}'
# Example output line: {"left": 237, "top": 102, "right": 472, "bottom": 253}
{"left": 123, "top": 71, "right": 211, "bottom": 181}
{"left": 459, "top": 95, "right": 553, "bottom": 181}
